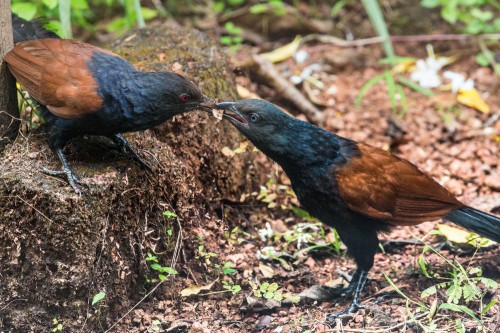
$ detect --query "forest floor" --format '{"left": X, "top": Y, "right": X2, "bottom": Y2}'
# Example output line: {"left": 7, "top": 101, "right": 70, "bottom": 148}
{"left": 113, "top": 9, "right": 500, "bottom": 333}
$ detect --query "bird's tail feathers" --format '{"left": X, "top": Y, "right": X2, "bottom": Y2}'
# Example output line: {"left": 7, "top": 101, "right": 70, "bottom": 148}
{"left": 444, "top": 206, "right": 500, "bottom": 243}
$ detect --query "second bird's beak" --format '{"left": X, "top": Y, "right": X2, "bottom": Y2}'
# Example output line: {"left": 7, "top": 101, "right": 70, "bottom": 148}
{"left": 215, "top": 102, "right": 248, "bottom": 126}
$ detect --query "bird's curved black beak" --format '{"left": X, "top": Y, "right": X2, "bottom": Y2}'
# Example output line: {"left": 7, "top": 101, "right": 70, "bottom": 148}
{"left": 215, "top": 102, "right": 249, "bottom": 126}
{"left": 198, "top": 95, "right": 215, "bottom": 112}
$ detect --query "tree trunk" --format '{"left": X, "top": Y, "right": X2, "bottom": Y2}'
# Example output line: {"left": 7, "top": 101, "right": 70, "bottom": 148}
{"left": 0, "top": 22, "right": 256, "bottom": 332}
{"left": 0, "top": 2, "right": 19, "bottom": 152}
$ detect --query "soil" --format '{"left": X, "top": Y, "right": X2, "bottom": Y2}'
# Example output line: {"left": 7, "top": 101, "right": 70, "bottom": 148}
{"left": 1, "top": 2, "right": 499, "bottom": 333}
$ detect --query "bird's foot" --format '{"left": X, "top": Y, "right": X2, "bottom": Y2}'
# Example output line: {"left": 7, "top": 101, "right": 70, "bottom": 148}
{"left": 113, "top": 134, "right": 153, "bottom": 173}
{"left": 40, "top": 167, "right": 87, "bottom": 195}
{"left": 326, "top": 300, "right": 364, "bottom": 322}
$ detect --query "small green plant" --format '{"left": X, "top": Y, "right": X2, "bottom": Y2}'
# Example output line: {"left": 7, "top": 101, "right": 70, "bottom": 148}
{"left": 196, "top": 244, "right": 218, "bottom": 264}
{"left": 252, "top": 281, "right": 300, "bottom": 303}
{"left": 421, "top": 0, "right": 500, "bottom": 34}
{"left": 220, "top": 22, "right": 243, "bottom": 51}
{"left": 145, "top": 252, "right": 177, "bottom": 282}
{"left": 249, "top": 0, "right": 287, "bottom": 16}
{"left": 215, "top": 261, "right": 238, "bottom": 275}
{"left": 421, "top": 0, "right": 500, "bottom": 71}
{"left": 419, "top": 244, "right": 498, "bottom": 306}
{"left": 213, "top": 0, "right": 246, "bottom": 13}
{"left": 92, "top": 291, "right": 106, "bottom": 305}
{"left": 52, "top": 318, "right": 63, "bottom": 332}
{"left": 222, "top": 279, "right": 242, "bottom": 294}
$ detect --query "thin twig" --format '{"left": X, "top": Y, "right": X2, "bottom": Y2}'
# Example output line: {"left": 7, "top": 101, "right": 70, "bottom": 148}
{"left": 0, "top": 298, "right": 28, "bottom": 312}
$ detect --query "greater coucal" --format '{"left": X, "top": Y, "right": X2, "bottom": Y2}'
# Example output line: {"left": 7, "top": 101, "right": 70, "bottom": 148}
{"left": 216, "top": 99, "right": 500, "bottom": 317}
{"left": 6, "top": 14, "right": 213, "bottom": 193}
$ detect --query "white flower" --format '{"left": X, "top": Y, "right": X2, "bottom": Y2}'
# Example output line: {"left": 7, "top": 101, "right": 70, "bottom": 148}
{"left": 297, "top": 233, "right": 313, "bottom": 249}
{"left": 258, "top": 222, "right": 273, "bottom": 242}
{"left": 257, "top": 246, "right": 277, "bottom": 260}
{"left": 290, "top": 63, "right": 322, "bottom": 84}
{"left": 294, "top": 50, "right": 309, "bottom": 64}
{"left": 410, "top": 57, "right": 449, "bottom": 88}
{"left": 443, "top": 71, "right": 474, "bottom": 93}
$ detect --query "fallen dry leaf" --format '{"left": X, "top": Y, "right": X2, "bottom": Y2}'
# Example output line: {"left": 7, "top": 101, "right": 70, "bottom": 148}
{"left": 180, "top": 280, "right": 216, "bottom": 297}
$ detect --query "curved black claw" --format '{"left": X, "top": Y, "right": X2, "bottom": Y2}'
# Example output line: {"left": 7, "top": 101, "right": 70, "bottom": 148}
{"left": 325, "top": 269, "right": 369, "bottom": 322}
{"left": 40, "top": 148, "right": 88, "bottom": 195}
{"left": 40, "top": 166, "right": 85, "bottom": 194}
{"left": 112, "top": 134, "right": 153, "bottom": 173}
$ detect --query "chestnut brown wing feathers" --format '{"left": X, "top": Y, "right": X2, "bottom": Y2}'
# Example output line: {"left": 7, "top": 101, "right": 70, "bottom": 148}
{"left": 4, "top": 39, "right": 113, "bottom": 118}
{"left": 336, "top": 143, "right": 463, "bottom": 226}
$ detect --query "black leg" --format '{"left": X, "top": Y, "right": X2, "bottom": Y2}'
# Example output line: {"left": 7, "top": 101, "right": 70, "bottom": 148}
{"left": 112, "top": 134, "right": 152, "bottom": 172}
{"left": 326, "top": 269, "right": 369, "bottom": 321}
{"left": 41, "top": 149, "right": 84, "bottom": 195}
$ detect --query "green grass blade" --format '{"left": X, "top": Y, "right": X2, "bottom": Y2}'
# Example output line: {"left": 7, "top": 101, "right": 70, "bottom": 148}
{"left": 58, "top": 0, "right": 72, "bottom": 38}
{"left": 397, "top": 76, "right": 435, "bottom": 96}
{"left": 384, "top": 70, "right": 397, "bottom": 111}
{"left": 361, "top": 0, "right": 394, "bottom": 57}
{"left": 355, "top": 73, "right": 385, "bottom": 107}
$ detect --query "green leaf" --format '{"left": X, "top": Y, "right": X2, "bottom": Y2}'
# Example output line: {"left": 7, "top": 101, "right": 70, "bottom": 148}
{"left": 420, "top": 0, "right": 440, "bottom": 8}
{"left": 331, "top": 0, "right": 346, "bottom": 17}
{"left": 42, "top": 0, "right": 59, "bottom": 9}
{"left": 163, "top": 210, "right": 177, "bottom": 218}
{"left": 223, "top": 267, "right": 237, "bottom": 275}
{"left": 219, "top": 36, "right": 233, "bottom": 45}
{"left": 463, "top": 284, "right": 477, "bottom": 302}
{"left": 231, "top": 285, "right": 241, "bottom": 294}
{"left": 92, "top": 292, "right": 106, "bottom": 305}
{"left": 482, "top": 299, "right": 498, "bottom": 315}
{"left": 418, "top": 256, "right": 431, "bottom": 278}
{"left": 439, "top": 303, "right": 482, "bottom": 324}
{"left": 141, "top": 7, "right": 158, "bottom": 20}
{"left": 421, "top": 285, "right": 437, "bottom": 298}
{"left": 12, "top": 2, "right": 38, "bottom": 21}
{"left": 273, "top": 292, "right": 283, "bottom": 301}
{"left": 250, "top": 4, "right": 268, "bottom": 14}
{"left": 476, "top": 52, "right": 491, "bottom": 67}
{"left": 260, "top": 282, "right": 270, "bottom": 291}
{"left": 264, "top": 291, "right": 274, "bottom": 299}
{"left": 355, "top": 73, "right": 386, "bottom": 107}
{"left": 470, "top": 8, "right": 493, "bottom": 21}
{"left": 71, "top": 0, "right": 90, "bottom": 10}
{"left": 480, "top": 277, "right": 498, "bottom": 289}
{"left": 268, "top": 282, "right": 279, "bottom": 292}
{"left": 441, "top": 6, "right": 458, "bottom": 24}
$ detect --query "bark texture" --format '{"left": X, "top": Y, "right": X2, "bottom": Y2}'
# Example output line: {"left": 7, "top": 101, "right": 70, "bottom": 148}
{"left": 0, "top": 23, "right": 255, "bottom": 332}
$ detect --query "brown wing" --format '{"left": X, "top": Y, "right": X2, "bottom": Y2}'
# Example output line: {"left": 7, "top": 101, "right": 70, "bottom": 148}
{"left": 336, "top": 143, "right": 463, "bottom": 226}
{"left": 4, "top": 39, "right": 118, "bottom": 119}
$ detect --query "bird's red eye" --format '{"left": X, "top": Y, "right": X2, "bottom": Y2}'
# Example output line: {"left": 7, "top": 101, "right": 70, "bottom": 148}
{"left": 180, "top": 94, "right": 190, "bottom": 103}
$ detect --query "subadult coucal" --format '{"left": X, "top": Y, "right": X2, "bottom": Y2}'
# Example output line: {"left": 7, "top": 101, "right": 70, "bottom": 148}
{"left": 6, "top": 14, "right": 213, "bottom": 193}
{"left": 216, "top": 99, "right": 500, "bottom": 318}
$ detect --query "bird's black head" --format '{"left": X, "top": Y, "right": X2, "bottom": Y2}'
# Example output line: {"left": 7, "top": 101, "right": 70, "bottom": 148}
{"left": 155, "top": 72, "right": 213, "bottom": 114}
{"left": 215, "top": 99, "right": 306, "bottom": 162}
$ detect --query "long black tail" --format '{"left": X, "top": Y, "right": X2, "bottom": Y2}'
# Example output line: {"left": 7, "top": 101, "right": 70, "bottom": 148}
{"left": 444, "top": 206, "right": 500, "bottom": 243}
{"left": 12, "top": 13, "right": 59, "bottom": 43}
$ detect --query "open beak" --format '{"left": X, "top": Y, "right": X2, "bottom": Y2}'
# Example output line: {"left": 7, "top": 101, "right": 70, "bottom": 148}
{"left": 215, "top": 102, "right": 249, "bottom": 126}
{"left": 197, "top": 95, "right": 216, "bottom": 112}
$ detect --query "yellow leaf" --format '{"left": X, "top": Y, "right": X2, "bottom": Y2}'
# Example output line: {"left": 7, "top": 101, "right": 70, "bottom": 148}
{"left": 237, "top": 84, "right": 260, "bottom": 99}
{"left": 180, "top": 280, "right": 216, "bottom": 297}
{"left": 457, "top": 88, "right": 490, "bottom": 113}
{"left": 221, "top": 146, "right": 235, "bottom": 158}
{"left": 260, "top": 35, "right": 302, "bottom": 63}
{"left": 392, "top": 59, "right": 416, "bottom": 74}
{"left": 437, "top": 224, "right": 494, "bottom": 247}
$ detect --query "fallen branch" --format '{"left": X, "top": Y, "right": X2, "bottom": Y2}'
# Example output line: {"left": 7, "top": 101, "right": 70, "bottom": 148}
{"left": 249, "top": 54, "right": 323, "bottom": 124}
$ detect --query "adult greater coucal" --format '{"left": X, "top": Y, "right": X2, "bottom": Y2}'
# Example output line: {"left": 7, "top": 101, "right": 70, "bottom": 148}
{"left": 6, "top": 14, "right": 213, "bottom": 193}
{"left": 216, "top": 99, "right": 500, "bottom": 318}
